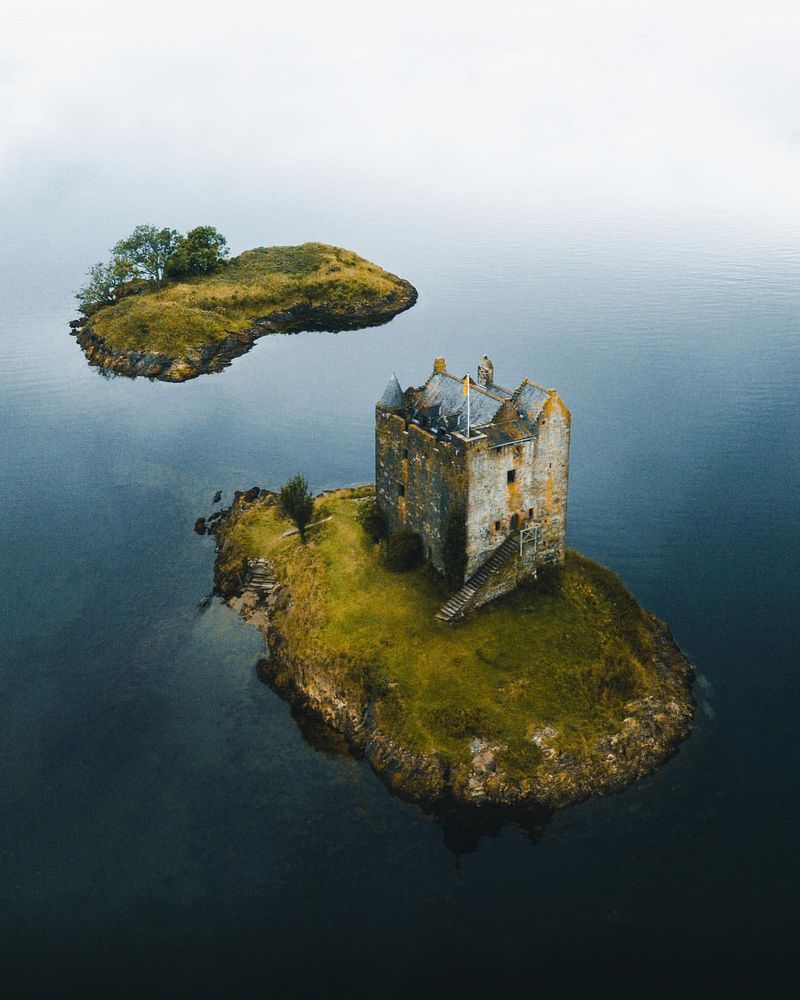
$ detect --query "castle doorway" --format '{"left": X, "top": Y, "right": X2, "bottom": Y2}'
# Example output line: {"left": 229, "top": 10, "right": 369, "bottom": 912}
{"left": 510, "top": 513, "right": 520, "bottom": 531}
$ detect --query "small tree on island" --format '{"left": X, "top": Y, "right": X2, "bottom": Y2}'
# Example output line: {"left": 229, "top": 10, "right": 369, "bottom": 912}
{"left": 113, "top": 224, "right": 182, "bottom": 288}
{"left": 167, "top": 226, "right": 229, "bottom": 279}
{"left": 75, "top": 222, "right": 231, "bottom": 312}
{"left": 278, "top": 474, "right": 315, "bottom": 542}
{"left": 75, "top": 256, "right": 138, "bottom": 311}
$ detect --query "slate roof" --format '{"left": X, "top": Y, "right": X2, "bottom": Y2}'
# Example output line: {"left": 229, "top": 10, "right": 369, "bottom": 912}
{"left": 413, "top": 372, "right": 505, "bottom": 430}
{"left": 377, "top": 361, "right": 557, "bottom": 441}
{"left": 379, "top": 373, "right": 404, "bottom": 409}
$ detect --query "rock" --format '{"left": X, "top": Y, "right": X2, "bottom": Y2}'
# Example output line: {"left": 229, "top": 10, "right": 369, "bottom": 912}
{"left": 242, "top": 487, "right": 260, "bottom": 502}
{"left": 212, "top": 490, "right": 222, "bottom": 504}
{"left": 194, "top": 517, "right": 207, "bottom": 535}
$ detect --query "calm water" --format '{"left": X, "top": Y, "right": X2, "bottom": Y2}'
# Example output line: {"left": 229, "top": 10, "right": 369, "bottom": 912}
{"left": 1, "top": 202, "right": 798, "bottom": 995}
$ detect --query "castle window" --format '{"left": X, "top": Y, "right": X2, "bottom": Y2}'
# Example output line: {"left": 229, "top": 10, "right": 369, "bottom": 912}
{"left": 397, "top": 482, "right": 405, "bottom": 497}
{"left": 528, "top": 508, "right": 534, "bottom": 519}
{"left": 507, "top": 469, "right": 516, "bottom": 484}
{"left": 402, "top": 448, "right": 408, "bottom": 459}
{"left": 495, "top": 520, "right": 502, "bottom": 531}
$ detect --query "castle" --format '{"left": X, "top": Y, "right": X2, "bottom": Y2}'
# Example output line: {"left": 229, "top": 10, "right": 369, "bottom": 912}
{"left": 375, "top": 356, "right": 571, "bottom": 618}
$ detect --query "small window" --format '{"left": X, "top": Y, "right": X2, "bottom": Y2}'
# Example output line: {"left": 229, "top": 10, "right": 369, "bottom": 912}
{"left": 528, "top": 508, "right": 534, "bottom": 519}
{"left": 427, "top": 546, "right": 432, "bottom": 561}
{"left": 495, "top": 520, "right": 502, "bottom": 531}
{"left": 402, "top": 448, "right": 408, "bottom": 459}
{"left": 507, "top": 469, "right": 516, "bottom": 484}
{"left": 397, "top": 482, "right": 405, "bottom": 497}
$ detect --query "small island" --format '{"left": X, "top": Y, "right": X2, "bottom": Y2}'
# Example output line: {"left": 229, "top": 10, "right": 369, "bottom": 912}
{"left": 71, "top": 227, "right": 417, "bottom": 381}
{"left": 207, "top": 357, "right": 694, "bottom": 813}
{"left": 211, "top": 487, "right": 692, "bottom": 812}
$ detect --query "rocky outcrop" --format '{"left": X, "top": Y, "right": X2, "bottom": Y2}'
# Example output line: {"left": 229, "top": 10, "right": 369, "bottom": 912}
{"left": 209, "top": 490, "right": 695, "bottom": 815}
{"left": 71, "top": 281, "right": 418, "bottom": 382}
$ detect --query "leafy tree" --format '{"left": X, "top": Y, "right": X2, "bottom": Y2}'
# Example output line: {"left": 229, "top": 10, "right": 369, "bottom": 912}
{"left": 355, "top": 495, "right": 387, "bottom": 542}
{"left": 75, "top": 256, "right": 137, "bottom": 312}
{"left": 278, "top": 474, "right": 315, "bottom": 542}
{"left": 383, "top": 529, "right": 422, "bottom": 572}
{"left": 442, "top": 505, "right": 467, "bottom": 588}
{"left": 166, "top": 226, "right": 229, "bottom": 279}
{"left": 113, "top": 224, "right": 182, "bottom": 288}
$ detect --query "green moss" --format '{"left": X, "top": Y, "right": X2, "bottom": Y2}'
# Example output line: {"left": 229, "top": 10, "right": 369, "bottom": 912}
{"left": 89, "top": 243, "right": 412, "bottom": 354}
{"left": 222, "top": 489, "right": 665, "bottom": 770}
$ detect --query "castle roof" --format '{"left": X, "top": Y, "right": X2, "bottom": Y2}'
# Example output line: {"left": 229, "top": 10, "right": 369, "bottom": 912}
{"left": 379, "top": 373, "right": 404, "bottom": 409}
{"left": 377, "top": 358, "right": 559, "bottom": 442}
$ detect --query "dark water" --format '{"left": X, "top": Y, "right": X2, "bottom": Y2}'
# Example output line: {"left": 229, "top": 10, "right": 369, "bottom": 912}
{"left": 1, "top": 205, "right": 798, "bottom": 996}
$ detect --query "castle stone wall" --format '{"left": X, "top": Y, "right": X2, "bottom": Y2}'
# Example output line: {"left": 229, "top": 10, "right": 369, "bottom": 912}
{"left": 375, "top": 408, "right": 467, "bottom": 574}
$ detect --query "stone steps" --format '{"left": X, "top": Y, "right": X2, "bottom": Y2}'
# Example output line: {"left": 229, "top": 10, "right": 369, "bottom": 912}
{"left": 435, "top": 535, "right": 518, "bottom": 622}
{"left": 245, "top": 558, "right": 277, "bottom": 595}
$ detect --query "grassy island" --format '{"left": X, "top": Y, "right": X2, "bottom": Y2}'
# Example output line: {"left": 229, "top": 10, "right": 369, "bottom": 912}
{"left": 72, "top": 243, "right": 417, "bottom": 381}
{"left": 213, "top": 487, "right": 694, "bottom": 811}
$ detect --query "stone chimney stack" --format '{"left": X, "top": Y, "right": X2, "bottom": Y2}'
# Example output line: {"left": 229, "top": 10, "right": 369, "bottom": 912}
{"left": 433, "top": 357, "right": 447, "bottom": 374}
{"left": 477, "top": 355, "right": 494, "bottom": 387}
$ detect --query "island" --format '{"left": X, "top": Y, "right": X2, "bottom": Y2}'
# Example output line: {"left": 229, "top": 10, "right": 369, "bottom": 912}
{"left": 209, "top": 485, "right": 694, "bottom": 813}
{"left": 71, "top": 241, "right": 417, "bottom": 381}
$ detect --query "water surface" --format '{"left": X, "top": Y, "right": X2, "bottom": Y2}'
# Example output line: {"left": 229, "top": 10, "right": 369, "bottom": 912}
{"left": 1, "top": 203, "right": 798, "bottom": 994}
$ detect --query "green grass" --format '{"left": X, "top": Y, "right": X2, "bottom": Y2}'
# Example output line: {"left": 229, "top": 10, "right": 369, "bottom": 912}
{"left": 222, "top": 489, "right": 663, "bottom": 770}
{"left": 90, "top": 243, "right": 412, "bottom": 354}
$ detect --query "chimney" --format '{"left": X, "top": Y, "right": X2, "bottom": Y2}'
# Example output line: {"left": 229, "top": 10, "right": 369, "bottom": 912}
{"left": 433, "top": 357, "right": 447, "bottom": 374}
{"left": 477, "top": 355, "right": 494, "bottom": 387}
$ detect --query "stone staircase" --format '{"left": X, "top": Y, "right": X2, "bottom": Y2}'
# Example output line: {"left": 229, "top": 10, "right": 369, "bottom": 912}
{"left": 245, "top": 558, "right": 277, "bottom": 598}
{"left": 435, "top": 534, "right": 518, "bottom": 622}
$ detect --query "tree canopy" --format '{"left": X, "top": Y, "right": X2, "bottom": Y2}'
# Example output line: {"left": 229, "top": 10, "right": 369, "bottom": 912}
{"left": 167, "top": 226, "right": 229, "bottom": 279}
{"left": 277, "top": 474, "right": 315, "bottom": 542}
{"left": 113, "top": 225, "right": 181, "bottom": 288}
{"left": 75, "top": 222, "right": 231, "bottom": 311}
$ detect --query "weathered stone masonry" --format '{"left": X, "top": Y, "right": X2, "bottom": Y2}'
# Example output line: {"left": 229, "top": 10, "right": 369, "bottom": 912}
{"left": 376, "top": 356, "right": 571, "bottom": 610}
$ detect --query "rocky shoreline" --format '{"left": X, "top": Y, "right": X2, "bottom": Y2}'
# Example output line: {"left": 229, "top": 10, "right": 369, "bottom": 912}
{"left": 210, "top": 489, "right": 695, "bottom": 813}
{"left": 71, "top": 283, "right": 417, "bottom": 382}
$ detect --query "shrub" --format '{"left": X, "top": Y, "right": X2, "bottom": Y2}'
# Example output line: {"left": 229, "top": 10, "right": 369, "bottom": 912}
{"left": 382, "top": 529, "right": 422, "bottom": 572}
{"left": 576, "top": 652, "right": 641, "bottom": 703}
{"left": 355, "top": 496, "right": 387, "bottom": 542}
{"left": 427, "top": 704, "right": 497, "bottom": 739}
{"left": 442, "top": 505, "right": 467, "bottom": 588}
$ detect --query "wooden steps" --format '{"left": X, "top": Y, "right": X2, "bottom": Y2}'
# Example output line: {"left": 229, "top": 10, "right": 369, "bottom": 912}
{"left": 435, "top": 534, "right": 518, "bottom": 622}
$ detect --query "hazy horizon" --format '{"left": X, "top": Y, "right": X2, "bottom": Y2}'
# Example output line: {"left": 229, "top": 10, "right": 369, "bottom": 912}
{"left": 2, "top": 0, "right": 799, "bottom": 245}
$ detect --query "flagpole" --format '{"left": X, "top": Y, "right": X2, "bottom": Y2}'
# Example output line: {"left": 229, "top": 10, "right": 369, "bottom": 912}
{"left": 464, "top": 374, "right": 471, "bottom": 438}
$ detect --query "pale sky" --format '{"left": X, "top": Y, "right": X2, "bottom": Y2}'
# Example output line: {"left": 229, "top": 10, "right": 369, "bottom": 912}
{"left": 2, "top": 0, "right": 799, "bottom": 222}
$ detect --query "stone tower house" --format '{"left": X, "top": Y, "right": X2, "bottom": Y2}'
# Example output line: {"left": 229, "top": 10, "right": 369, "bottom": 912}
{"left": 375, "top": 356, "right": 570, "bottom": 615}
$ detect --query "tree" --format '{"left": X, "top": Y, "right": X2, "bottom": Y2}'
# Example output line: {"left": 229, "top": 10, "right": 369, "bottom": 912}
{"left": 166, "top": 226, "right": 229, "bottom": 279}
{"left": 355, "top": 495, "right": 387, "bottom": 543}
{"left": 442, "top": 505, "right": 467, "bottom": 588}
{"left": 113, "top": 224, "right": 182, "bottom": 288}
{"left": 75, "top": 256, "right": 138, "bottom": 312}
{"left": 278, "top": 474, "right": 315, "bottom": 542}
